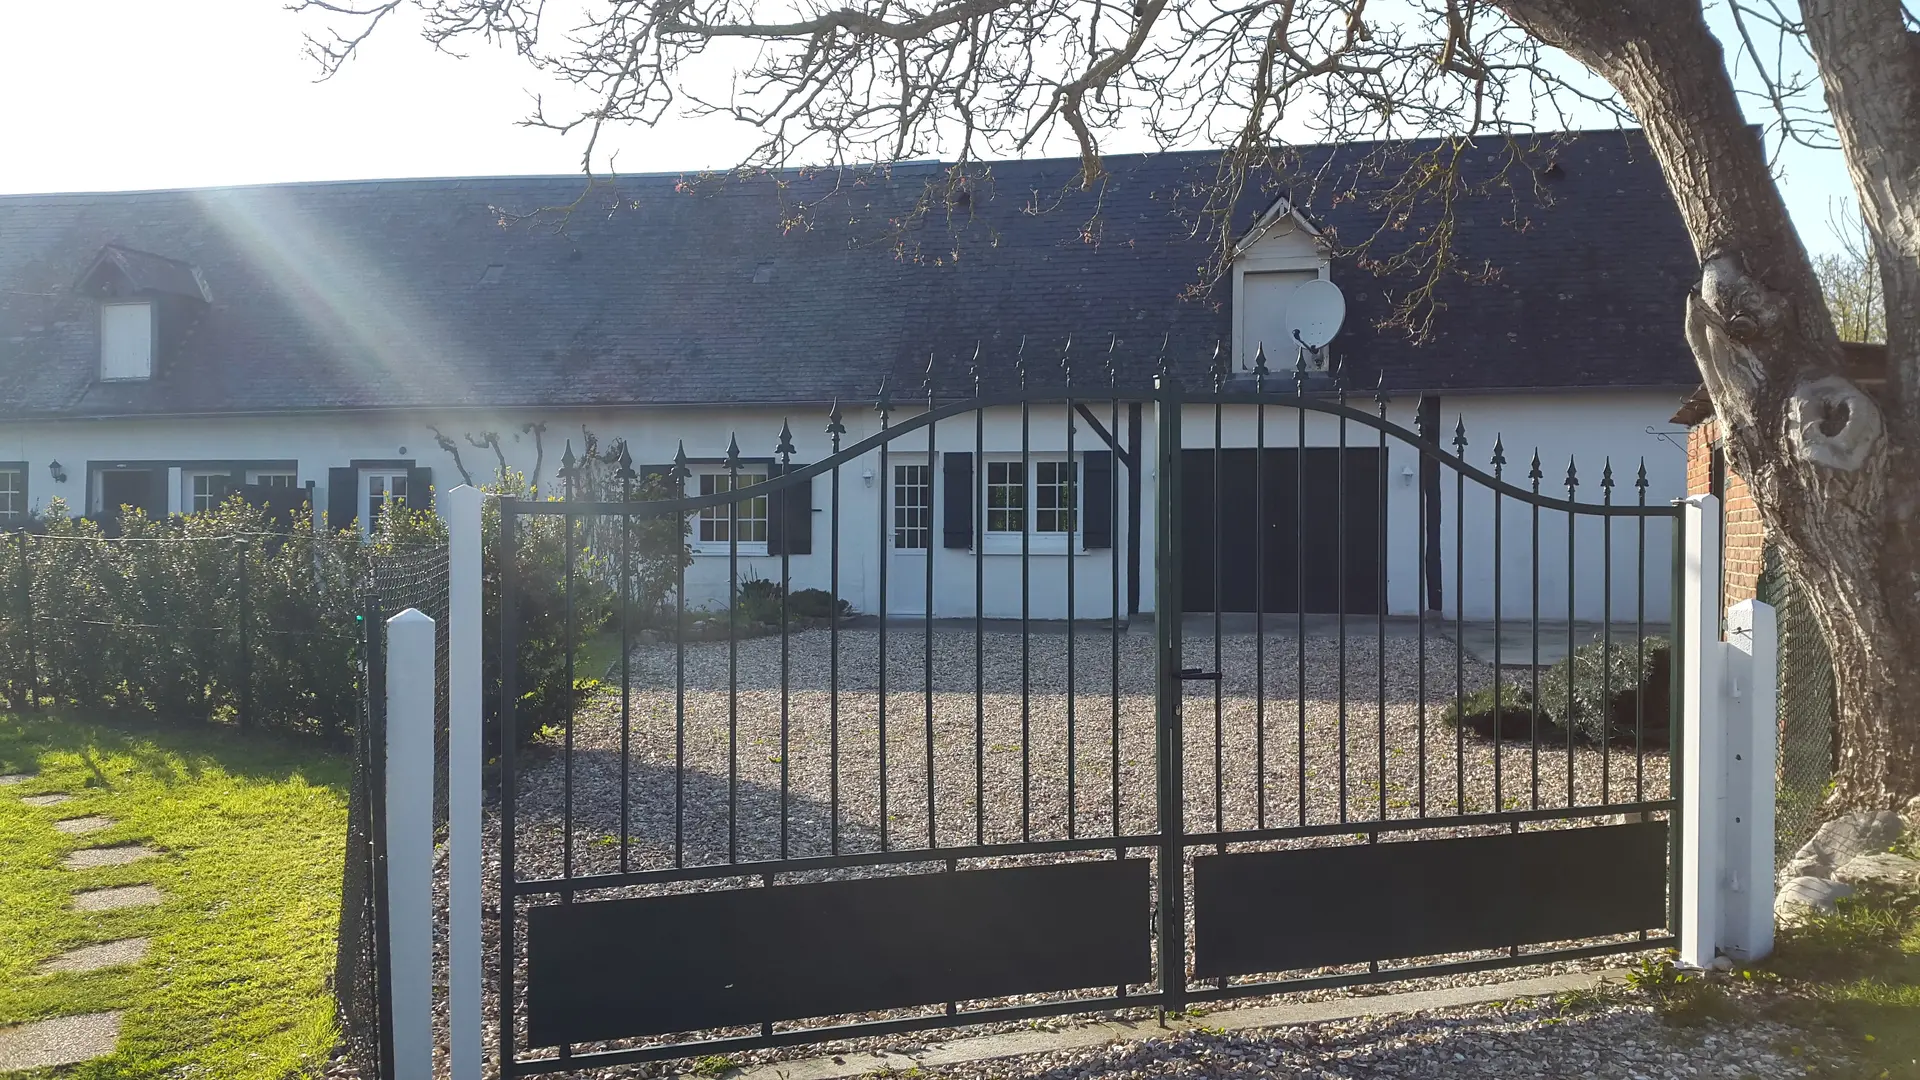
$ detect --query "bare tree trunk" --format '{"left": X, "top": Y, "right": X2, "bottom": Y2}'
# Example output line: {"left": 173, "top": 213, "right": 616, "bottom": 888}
{"left": 1501, "top": 0, "right": 1920, "bottom": 808}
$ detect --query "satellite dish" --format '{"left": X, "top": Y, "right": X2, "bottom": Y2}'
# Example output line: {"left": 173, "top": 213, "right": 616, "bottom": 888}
{"left": 1286, "top": 278, "right": 1347, "bottom": 350}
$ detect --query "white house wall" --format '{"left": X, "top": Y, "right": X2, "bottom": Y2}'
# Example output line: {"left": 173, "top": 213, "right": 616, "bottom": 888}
{"left": 0, "top": 388, "right": 1683, "bottom": 622}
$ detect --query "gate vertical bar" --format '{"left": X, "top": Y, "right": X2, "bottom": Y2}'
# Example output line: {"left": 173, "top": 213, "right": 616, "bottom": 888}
{"left": 496, "top": 502, "right": 519, "bottom": 1074}
{"left": 1153, "top": 363, "right": 1186, "bottom": 1013}
{"left": 447, "top": 485, "right": 484, "bottom": 1080}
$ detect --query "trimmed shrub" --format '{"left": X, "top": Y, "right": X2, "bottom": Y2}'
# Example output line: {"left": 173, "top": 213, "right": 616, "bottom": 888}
{"left": 788, "top": 588, "right": 852, "bottom": 621}
{"left": 1440, "top": 683, "right": 1553, "bottom": 741}
{"left": 1536, "top": 635, "right": 1672, "bottom": 747}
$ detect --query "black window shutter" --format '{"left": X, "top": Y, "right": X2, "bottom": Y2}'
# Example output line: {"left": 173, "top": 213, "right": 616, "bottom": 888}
{"left": 767, "top": 466, "right": 812, "bottom": 555}
{"left": 1083, "top": 451, "right": 1114, "bottom": 549}
{"left": 406, "top": 466, "right": 433, "bottom": 510}
{"left": 327, "top": 467, "right": 357, "bottom": 533}
{"left": 943, "top": 452, "right": 973, "bottom": 549}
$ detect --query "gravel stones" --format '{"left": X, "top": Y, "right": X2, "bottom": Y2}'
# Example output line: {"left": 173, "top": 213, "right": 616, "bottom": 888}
{"left": 0, "top": 773, "right": 33, "bottom": 786}
{"left": 1774, "top": 876, "right": 1854, "bottom": 925}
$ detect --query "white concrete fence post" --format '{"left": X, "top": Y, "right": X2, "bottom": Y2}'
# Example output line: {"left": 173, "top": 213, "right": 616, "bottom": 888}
{"left": 1678, "top": 494, "right": 1780, "bottom": 968}
{"left": 384, "top": 608, "right": 436, "bottom": 1080}
{"left": 444, "top": 485, "right": 484, "bottom": 1080}
{"left": 1723, "top": 598, "right": 1778, "bottom": 963}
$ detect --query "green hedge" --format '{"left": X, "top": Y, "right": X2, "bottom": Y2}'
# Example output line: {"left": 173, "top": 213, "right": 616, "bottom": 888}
{"left": 0, "top": 471, "right": 688, "bottom": 752}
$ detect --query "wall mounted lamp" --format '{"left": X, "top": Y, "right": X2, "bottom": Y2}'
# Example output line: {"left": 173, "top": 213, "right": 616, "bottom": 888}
{"left": 48, "top": 460, "right": 67, "bottom": 484}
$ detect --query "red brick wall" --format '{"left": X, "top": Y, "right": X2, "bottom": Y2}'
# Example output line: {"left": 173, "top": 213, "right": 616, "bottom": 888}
{"left": 1686, "top": 418, "right": 1764, "bottom": 604}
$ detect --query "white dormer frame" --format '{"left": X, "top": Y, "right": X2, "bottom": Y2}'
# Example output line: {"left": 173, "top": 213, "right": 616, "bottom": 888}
{"left": 1231, "top": 197, "right": 1332, "bottom": 371}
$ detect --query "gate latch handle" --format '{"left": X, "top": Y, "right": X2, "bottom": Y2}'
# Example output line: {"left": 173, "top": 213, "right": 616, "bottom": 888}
{"left": 1179, "top": 667, "right": 1221, "bottom": 681}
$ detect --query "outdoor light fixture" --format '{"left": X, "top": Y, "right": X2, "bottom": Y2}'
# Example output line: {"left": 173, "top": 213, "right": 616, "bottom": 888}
{"left": 1400, "top": 465, "right": 1415, "bottom": 486}
{"left": 48, "top": 460, "right": 66, "bottom": 483}
{"left": 861, "top": 468, "right": 875, "bottom": 488}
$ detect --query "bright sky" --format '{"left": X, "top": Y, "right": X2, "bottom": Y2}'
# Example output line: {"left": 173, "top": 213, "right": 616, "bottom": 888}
{"left": 0, "top": 0, "right": 1858, "bottom": 256}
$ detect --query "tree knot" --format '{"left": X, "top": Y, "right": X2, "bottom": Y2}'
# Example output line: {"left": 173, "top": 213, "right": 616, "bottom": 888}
{"left": 1788, "top": 375, "right": 1884, "bottom": 472}
{"left": 1697, "top": 251, "right": 1786, "bottom": 344}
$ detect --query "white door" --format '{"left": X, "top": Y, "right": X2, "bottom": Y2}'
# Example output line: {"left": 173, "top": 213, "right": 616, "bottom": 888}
{"left": 887, "top": 460, "right": 934, "bottom": 615}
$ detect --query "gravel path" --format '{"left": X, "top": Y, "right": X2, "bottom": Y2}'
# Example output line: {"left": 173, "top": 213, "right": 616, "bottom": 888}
{"left": 431, "top": 626, "right": 1678, "bottom": 1078}
{"left": 908, "top": 1000, "right": 1815, "bottom": 1080}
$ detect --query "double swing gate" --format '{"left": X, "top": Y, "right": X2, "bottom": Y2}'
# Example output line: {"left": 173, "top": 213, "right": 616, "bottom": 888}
{"left": 495, "top": 364, "right": 1681, "bottom": 1075}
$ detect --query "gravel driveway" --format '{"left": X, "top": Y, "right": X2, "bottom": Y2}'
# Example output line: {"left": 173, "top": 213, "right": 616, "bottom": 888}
{"left": 445, "top": 625, "right": 1675, "bottom": 1077}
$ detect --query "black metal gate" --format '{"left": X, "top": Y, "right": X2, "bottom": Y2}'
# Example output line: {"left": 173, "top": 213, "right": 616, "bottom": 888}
{"left": 494, "top": 359, "right": 1682, "bottom": 1075}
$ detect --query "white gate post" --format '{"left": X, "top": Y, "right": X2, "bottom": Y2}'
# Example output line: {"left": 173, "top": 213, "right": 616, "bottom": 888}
{"left": 385, "top": 608, "right": 436, "bottom": 1080}
{"left": 444, "top": 485, "right": 484, "bottom": 1080}
{"left": 1723, "top": 597, "right": 1778, "bottom": 963}
{"left": 1678, "top": 495, "right": 1723, "bottom": 969}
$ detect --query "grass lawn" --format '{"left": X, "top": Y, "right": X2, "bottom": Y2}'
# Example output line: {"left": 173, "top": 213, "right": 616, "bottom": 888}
{"left": 1765, "top": 890, "right": 1920, "bottom": 1079}
{"left": 0, "top": 711, "right": 350, "bottom": 1079}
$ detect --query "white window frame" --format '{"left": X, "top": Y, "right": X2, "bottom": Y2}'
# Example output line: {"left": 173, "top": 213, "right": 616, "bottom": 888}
{"left": 183, "top": 470, "right": 231, "bottom": 514}
{"left": 689, "top": 466, "right": 770, "bottom": 556}
{"left": 981, "top": 456, "right": 1079, "bottom": 555}
{"left": 361, "top": 469, "right": 409, "bottom": 537}
{"left": 890, "top": 459, "right": 934, "bottom": 553}
{"left": 248, "top": 470, "right": 298, "bottom": 488}
{"left": 0, "top": 467, "right": 24, "bottom": 523}
{"left": 99, "top": 300, "right": 155, "bottom": 381}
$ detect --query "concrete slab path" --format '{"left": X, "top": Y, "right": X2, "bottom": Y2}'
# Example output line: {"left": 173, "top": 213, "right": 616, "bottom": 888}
{"left": 52, "top": 816, "right": 113, "bottom": 835}
{"left": 37, "top": 938, "right": 150, "bottom": 975}
{"left": 63, "top": 844, "right": 158, "bottom": 871}
{"left": 0, "top": 1012, "right": 121, "bottom": 1072}
{"left": 0, "top": 774, "right": 32, "bottom": 786}
{"left": 20, "top": 793, "right": 72, "bottom": 808}
{"left": 71, "top": 885, "right": 163, "bottom": 912}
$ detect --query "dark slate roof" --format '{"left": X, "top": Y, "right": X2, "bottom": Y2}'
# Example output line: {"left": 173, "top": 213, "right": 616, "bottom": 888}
{"left": 0, "top": 130, "right": 1696, "bottom": 419}
{"left": 81, "top": 244, "right": 212, "bottom": 302}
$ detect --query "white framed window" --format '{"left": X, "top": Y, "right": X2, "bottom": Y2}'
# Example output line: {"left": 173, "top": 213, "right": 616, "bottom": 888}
{"left": 892, "top": 463, "right": 932, "bottom": 551}
{"left": 0, "top": 468, "right": 23, "bottom": 522}
{"left": 692, "top": 468, "right": 768, "bottom": 554}
{"left": 982, "top": 458, "right": 1079, "bottom": 553}
{"left": 100, "top": 301, "right": 154, "bottom": 381}
{"left": 986, "top": 461, "right": 1025, "bottom": 534}
{"left": 362, "top": 470, "right": 409, "bottom": 536}
{"left": 184, "top": 470, "right": 231, "bottom": 513}
{"left": 248, "top": 471, "right": 297, "bottom": 487}
{"left": 1034, "top": 460, "right": 1077, "bottom": 534}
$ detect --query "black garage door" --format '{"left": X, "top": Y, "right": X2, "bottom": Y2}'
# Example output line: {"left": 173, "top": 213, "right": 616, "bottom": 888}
{"left": 1181, "top": 448, "right": 1382, "bottom": 614}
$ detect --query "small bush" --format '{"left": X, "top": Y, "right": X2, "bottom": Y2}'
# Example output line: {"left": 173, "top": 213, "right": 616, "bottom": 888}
{"left": 1440, "top": 683, "right": 1550, "bottom": 741}
{"left": 788, "top": 587, "right": 852, "bottom": 620}
{"left": 1536, "top": 635, "right": 1672, "bottom": 746}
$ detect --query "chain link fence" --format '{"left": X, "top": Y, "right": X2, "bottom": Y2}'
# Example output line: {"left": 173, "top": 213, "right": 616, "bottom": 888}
{"left": 1758, "top": 541, "right": 1837, "bottom": 877}
{"left": 336, "top": 542, "right": 451, "bottom": 1080}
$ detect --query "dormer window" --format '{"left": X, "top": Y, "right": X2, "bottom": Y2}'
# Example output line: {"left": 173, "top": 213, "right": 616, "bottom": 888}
{"left": 75, "top": 244, "right": 211, "bottom": 384}
{"left": 100, "top": 301, "right": 154, "bottom": 380}
{"left": 1231, "top": 196, "right": 1331, "bottom": 371}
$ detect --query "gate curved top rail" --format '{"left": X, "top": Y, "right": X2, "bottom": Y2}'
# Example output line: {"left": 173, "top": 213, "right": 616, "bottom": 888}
{"left": 510, "top": 385, "right": 1679, "bottom": 519}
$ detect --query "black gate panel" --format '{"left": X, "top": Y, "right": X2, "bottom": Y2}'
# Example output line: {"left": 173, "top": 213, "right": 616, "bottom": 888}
{"left": 1181, "top": 448, "right": 1382, "bottom": 614}
{"left": 526, "top": 859, "right": 1152, "bottom": 1047}
{"left": 1191, "top": 822, "right": 1668, "bottom": 978}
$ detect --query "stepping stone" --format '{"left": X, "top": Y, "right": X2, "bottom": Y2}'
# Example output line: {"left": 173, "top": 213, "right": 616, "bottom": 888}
{"left": 72, "top": 885, "right": 163, "bottom": 912}
{"left": 0, "top": 773, "right": 32, "bottom": 786}
{"left": 21, "top": 793, "right": 72, "bottom": 807}
{"left": 37, "top": 938, "right": 149, "bottom": 975}
{"left": 0, "top": 1012, "right": 121, "bottom": 1071}
{"left": 63, "top": 845, "right": 158, "bottom": 870}
{"left": 53, "top": 816, "right": 114, "bottom": 835}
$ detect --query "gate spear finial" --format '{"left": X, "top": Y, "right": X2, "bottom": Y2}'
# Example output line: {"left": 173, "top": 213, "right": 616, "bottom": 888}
{"left": 777, "top": 419, "right": 796, "bottom": 463}
{"left": 1253, "top": 342, "right": 1270, "bottom": 392}
{"left": 1491, "top": 435, "right": 1506, "bottom": 477}
{"left": 826, "top": 400, "right": 846, "bottom": 452}
{"left": 1528, "top": 450, "right": 1543, "bottom": 492}
{"left": 1452, "top": 416, "right": 1467, "bottom": 456}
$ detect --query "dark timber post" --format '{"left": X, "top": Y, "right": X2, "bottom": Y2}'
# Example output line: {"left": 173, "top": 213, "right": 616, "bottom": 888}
{"left": 1152, "top": 364, "right": 1186, "bottom": 1015}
